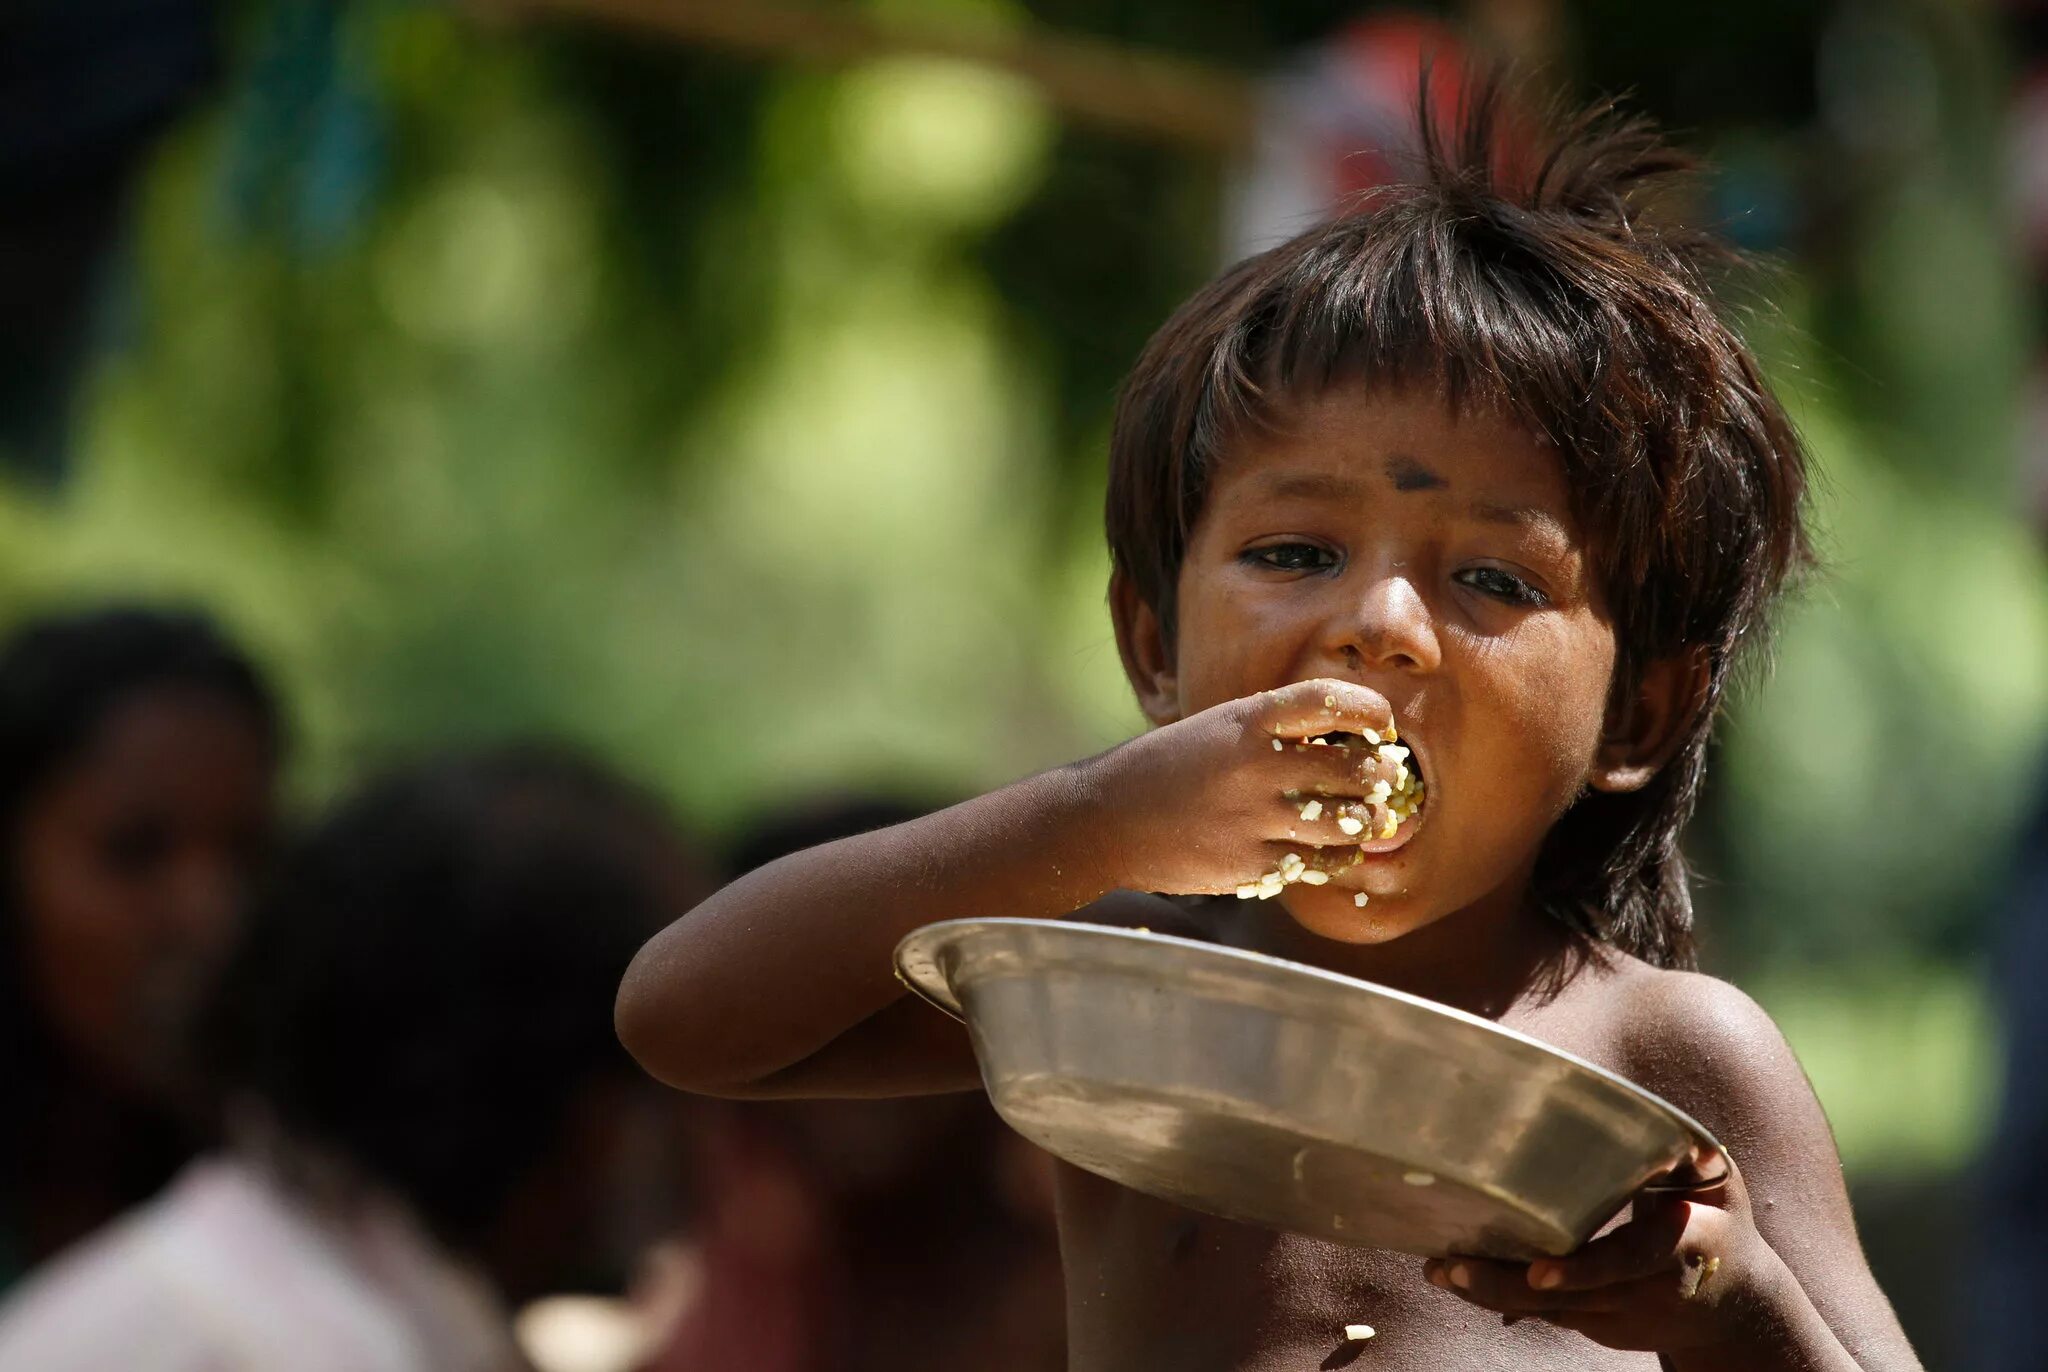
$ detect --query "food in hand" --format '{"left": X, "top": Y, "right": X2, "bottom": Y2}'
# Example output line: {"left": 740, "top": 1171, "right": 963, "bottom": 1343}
{"left": 1237, "top": 715, "right": 1423, "bottom": 900}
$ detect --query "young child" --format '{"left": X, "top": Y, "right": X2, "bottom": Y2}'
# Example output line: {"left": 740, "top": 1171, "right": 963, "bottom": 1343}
{"left": 618, "top": 86, "right": 1922, "bottom": 1371}
{"left": 0, "top": 748, "right": 712, "bottom": 1369}
{"left": 0, "top": 607, "right": 281, "bottom": 1290}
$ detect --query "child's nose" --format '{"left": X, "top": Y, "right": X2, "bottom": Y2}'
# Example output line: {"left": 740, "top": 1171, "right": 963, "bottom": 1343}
{"left": 1334, "top": 573, "right": 1442, "bottom": 673}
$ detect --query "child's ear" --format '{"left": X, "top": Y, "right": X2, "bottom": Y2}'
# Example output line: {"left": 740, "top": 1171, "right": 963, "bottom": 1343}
{"left": 1589, "top": 649, "right": 1712, "bottom": 793}
{"left": 1109, "top": 570, "right": 1182, "bottom": 727}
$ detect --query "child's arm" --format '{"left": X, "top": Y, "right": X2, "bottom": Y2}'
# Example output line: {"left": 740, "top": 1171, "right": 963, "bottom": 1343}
{"left": 1422, "top": 974, "right": 1922, "bottom": 1371}
{"left": 615, "top": 678, "right": 1398, "bottom": 1098}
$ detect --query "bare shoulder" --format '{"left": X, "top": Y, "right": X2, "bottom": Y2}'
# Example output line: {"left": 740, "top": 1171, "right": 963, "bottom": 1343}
{"left": 1591, "top": 959, "right": 1817, "bottom": 1162}
{"left": 1559, "top": 958, "right": 1923, "bottom": 1367}
{"left": 1587, "top": 959, "right": 1867, "bottom": 1277}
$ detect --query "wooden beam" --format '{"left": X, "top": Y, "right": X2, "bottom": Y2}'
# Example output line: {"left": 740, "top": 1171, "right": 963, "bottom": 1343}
{"left": 481, "top": 0, "right": 1257, "bottom": 152}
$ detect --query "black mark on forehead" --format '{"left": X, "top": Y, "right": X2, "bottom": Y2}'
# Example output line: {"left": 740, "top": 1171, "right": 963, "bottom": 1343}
{"left": 1385, "top": 455, "right": 1448, "bottom": 492}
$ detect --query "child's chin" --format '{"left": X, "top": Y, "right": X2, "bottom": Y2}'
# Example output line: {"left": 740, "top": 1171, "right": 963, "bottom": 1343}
{"left": 1282, "top": 887, "right": 1422, "bottom": 945}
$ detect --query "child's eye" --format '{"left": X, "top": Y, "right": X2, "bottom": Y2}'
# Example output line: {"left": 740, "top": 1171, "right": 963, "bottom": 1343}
{"left": 1244, "top": 542, "right": 1338, "bottom": 573}
{"left": 1454, "top": 566, "right": 1548, "bottom": 606}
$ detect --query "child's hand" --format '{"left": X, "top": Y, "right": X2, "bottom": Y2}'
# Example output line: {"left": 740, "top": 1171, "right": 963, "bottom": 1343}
{"left": 1419, "top": 1151, "right": 1794, "bottom": 1357}
{"left": 1079, "top": 677, "right": 1403, "bottom": 897}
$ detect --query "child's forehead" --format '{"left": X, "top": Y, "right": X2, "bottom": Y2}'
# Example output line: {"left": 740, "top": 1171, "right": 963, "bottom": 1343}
{"left": 1206, "top": 384, "right": 1575, "bottom": 518}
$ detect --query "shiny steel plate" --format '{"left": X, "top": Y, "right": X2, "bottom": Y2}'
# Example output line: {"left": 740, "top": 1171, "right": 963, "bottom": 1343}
{"left": 895, "top": 918, "right": 1720, "bottom": 1260}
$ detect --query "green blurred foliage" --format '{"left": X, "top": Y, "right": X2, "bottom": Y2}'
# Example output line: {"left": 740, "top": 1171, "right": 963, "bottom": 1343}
{"left": 1750, "top": 964, "right": 1997, "bottom": 1173}
{"left": 0, "top": 0, "right": 2040, "bottom": 1174}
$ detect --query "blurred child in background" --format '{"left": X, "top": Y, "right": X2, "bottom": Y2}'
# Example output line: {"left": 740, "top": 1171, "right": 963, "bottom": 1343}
{"left": 0, "top": 606, "right": 281, "bottom": 1288}
{"left": 646, "top": 797, "right": 1065, "bottom": 1372}
{"left": 0, "top": 748, "right": 711, "bottom": 1372}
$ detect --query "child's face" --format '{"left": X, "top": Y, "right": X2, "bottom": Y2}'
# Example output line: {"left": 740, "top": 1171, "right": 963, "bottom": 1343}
{"left": 15, "top": 687, "right": 276, "bottom": 1090}
{"left": 1162, "top": 384, "right": 1618, "bottom": 943}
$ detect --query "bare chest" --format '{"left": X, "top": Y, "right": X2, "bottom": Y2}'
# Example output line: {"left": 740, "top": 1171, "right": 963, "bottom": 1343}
{"left": 1056, "top": 1167, "right": 1655, "bottom": 1372}
{"left": 1048, "top": 973, "right": 1660, "bottom": 1372}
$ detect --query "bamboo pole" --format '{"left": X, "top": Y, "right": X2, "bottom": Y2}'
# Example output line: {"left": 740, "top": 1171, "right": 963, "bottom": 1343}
{"left": 480, "top": 0, "right": 1259, "bottom": 152}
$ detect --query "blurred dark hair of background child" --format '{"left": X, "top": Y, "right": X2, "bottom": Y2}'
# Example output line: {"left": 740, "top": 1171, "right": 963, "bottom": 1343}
{"left": 0, "top": 746, "right": 714, "bottom": 1372}
{"left": 0, "top": 605, "right": 281, "bottom": 1290}
{"left": 642, "top": 794, "right": 1065, "bottom": 1372}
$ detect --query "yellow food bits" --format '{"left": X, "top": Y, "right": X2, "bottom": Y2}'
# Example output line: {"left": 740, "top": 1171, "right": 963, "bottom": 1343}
{"left": 1239, "top": 714, "right": 1424, "bottom": 902}
{"left": 1366, "top": 737, "right": 1424, "bottom": 835}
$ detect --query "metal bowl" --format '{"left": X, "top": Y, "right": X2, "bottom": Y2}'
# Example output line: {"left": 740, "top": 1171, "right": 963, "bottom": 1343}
{"left": 895, "top": 918, "right": 1720, "bottom": 1260}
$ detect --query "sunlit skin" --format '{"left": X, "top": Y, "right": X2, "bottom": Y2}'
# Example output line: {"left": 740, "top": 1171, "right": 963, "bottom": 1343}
{"left": 1133, "top": 385, "right": 1621, "bottom": 988}
{"left": 617, "top": 385, "right": 1923, "bottom": 1370}
{"left": 15, "top": 687, "right": 277, "bottom": 1093}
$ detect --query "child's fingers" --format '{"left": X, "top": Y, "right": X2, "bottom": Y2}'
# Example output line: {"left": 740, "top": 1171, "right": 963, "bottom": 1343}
{"left": 1292, "top": 796, "right": 1397, "bottom": 844}
{"left": 1270, "top": 750, "right": 1380, "bottom": 806}
{"left": 1522, "top": 1194, "right": 1695, "bottom": 1293}
{"left": 1264, "top": 742, "right": 1409, "bottom": 827}
{"left": 1274, "top": 733, "right": 1402, "bottom": 782}
{"left": 1254, "top": 716, "right": 1414, "bottom": 805}
{"left": 1423, "top": 1259, "right": 1626, "bottom": 1315}
{"left": 1267, "top": 793, "right": 1378, "bottom": 845}
{"left": 1253, "top": 679, "right": 1395, "bottom": 742}
{"left": 1222, "top": 842, "right": 1365, "bottom": 899}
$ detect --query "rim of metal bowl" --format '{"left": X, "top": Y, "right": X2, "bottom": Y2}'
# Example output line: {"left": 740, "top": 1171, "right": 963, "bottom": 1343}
{"left": 894, "top": 916, "right": 1722, "bottom": 1158}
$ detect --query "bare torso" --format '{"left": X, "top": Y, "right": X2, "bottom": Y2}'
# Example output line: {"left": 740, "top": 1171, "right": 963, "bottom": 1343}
{"left": 1053, "top": 895, "right": 1666, "bottom": 1372}
{"left": 1059, "top": 1172, "right": 1655, "bottom": 1371}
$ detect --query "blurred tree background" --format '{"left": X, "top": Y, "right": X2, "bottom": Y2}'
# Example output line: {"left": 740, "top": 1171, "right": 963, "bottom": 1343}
{"left": 3, "top": 0, "right": 2043, "bottom": 1357}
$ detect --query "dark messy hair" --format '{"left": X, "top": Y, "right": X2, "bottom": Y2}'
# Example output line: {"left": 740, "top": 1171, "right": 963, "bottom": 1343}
{"left": 197, "top": 747, "right": 709, "bottom": 1256}
{"left": 1105, "top": 81, "right": 1812, "bottom": 969}
{"left": 0, "top": 606, "right": 281, "bottom": 1245}
{"left": 0, "top": 606, "right": 281, "bottom": 834}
